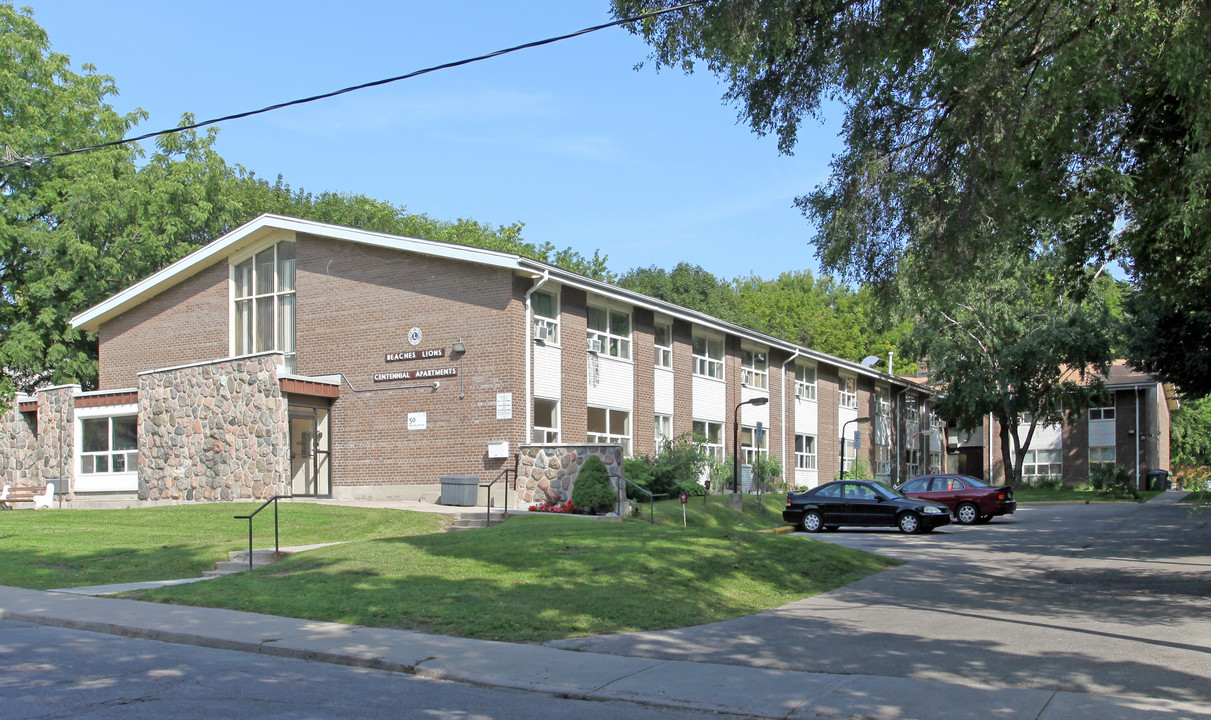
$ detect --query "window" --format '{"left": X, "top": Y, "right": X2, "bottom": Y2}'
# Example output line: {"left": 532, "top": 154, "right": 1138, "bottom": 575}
{"left": 234, "top": 240, "right": 296, "bottom": 371}
{"left": 1089, "top": 446, "right": 1115, "bottom": 468}
{"left": 654, "top": 322, "right": 672, "bottom": 368}
{"left": 741, "top": 348, "right": 768, "bottom": 389}
{"left": 692, "top": 335, "right": 723, "bottom": 379}
{"left": 1023, "top": 449, "right": 1063, "bottom": 477}
{"left": 1089, "top": 404, "right": 1115, "bottom": 421}
{"left": 587, "top": 306, "right": 631, "bottom": 359}
{"left": 875, "top": 386, "right": 891, "bottom": 419}
{"left": 532, "top": 290, "right": 559, "bottom": 344}
{"left": 588, "top": 407, "right": 631, "bottom": 455}
{"left": 900, "top": 477, "right": 929, "bottom": 493}
{"left": 795, "top": 434, "right": 817, "bottom": 470}
{"left": 532, "top": 399, "right": 559, "bottom": 443}
{"left": 81, "top": 416, "right": 137, "bottom": 474}
{"left": 929, "top": 452, "right": 943, "bottom": 473}
{"left": 655, "top": 414, "right": 673, "bottom": 448}
{"left": 693, "top": 420, "right": 723, "bottom": 462}
{"left": 795, "top": 364, "right": 817, "bottom": 401}
{"left": 839, "top": 375, "right": 857, "bottom": 409}
{"left": 874, "top": 386, "right": 891, "bottom": 475}
{"left": 740, "top": 426, "right": 768, "bottom": 465}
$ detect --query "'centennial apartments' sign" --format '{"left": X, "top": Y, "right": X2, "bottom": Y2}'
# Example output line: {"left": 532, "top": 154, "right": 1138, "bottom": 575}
{"left": 374, "top": 367, "right": 457, "bottom": 383}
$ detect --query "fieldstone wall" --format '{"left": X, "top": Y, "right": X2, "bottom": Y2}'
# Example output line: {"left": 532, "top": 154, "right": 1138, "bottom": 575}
{"left": 36, "top": 386, "right": 76, "bottom": 496}
{"left": 515, "top": 444, "right": 624, "bottom": 506}
{"left": 137, "top": 354, "right": 289, "bottom": 502}
{"left": 0, "top": 400, "right": 41, "bottom": 489}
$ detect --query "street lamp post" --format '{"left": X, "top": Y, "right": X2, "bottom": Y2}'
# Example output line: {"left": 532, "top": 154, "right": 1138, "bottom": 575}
{"left": 839, "top": 417, "right": 871, "bottom": 480}
{"left": 733, "top": 396, "right": 770, "bottom": 494}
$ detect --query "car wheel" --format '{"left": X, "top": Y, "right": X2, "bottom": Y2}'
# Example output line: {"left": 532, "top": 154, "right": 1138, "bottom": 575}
{"left": 956, "top": 502, "right": 980, "bottom": 525}
{"left": 799, "top": 511, "right": 823, "bottom": 533}
{"left": 975, "top": 514, "right": 993, "bottom": 524}
{"left": 898, "top": 512, "right": 921, "bottom": 534}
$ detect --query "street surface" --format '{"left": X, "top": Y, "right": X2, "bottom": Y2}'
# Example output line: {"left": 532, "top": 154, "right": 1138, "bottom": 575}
{"left": 0, "top": 618, "right": 751, "bottom": 720}
{"left": 550, "top": 500, "right": 1211, "bottom": 704}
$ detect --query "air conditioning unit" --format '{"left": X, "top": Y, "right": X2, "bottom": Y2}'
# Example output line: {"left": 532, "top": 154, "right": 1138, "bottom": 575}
{"left": 588, "top": 338, "right": 603, "bottom": 354}
{"left": 795, "top": 386, "right": 805, "bottom": 399}
{"left": 534, "top": 322, "right": 549, "bottom": 342}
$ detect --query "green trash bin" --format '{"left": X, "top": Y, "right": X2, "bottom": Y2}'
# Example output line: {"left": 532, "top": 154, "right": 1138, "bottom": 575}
{"left": 1146, "top": 469, "right": 1170, "bottom": 491}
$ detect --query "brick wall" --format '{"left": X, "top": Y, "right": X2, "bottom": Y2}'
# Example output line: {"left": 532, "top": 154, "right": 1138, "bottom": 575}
{"left": 561, "top": 286, "right": 588, "bottom": 443}
{"left": 631, "top": 308, "right": 656, "bottom": 457}
{"left": 817, "top": 365, "right": 839, "bottom": 481}
{"left": 98, "top": 261, "right": 229, "bottom": 389}
{"left": 293, "top": 233, "right": 526, "bottom": 494}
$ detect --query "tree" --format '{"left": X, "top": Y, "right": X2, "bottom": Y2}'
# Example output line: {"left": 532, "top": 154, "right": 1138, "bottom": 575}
{"left": 906, "top": 252, "right": 1117, "bottom": 484}
{"left": 617, "top": 263, "right": 739, "bottom": 322}
{"left": 1171, "top": 396, "right": 1211, "bottom": 468}
{"left": 613, "top": 0, "right": 1211, "bottom": 395}
{"left": 571, "top": 455, "right": 617, "bottom": 514}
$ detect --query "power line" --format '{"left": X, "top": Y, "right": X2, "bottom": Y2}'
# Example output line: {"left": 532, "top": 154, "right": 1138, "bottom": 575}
{"left": 1, "top": 1, "right": 710, "bottom": 170}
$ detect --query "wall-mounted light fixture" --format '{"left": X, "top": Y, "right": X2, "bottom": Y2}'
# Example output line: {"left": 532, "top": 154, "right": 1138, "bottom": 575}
{"left": 451, "top": 340, "right": 466, "bottom": 355}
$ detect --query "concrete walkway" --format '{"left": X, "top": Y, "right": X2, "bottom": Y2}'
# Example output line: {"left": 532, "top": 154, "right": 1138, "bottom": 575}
{"left": 2, "top": 491, "right": 1205, "bottom": 719}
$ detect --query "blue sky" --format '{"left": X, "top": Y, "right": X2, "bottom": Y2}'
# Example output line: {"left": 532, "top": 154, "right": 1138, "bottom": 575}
{"left": 30, "top": 1, "right": 843, "bottom": 282}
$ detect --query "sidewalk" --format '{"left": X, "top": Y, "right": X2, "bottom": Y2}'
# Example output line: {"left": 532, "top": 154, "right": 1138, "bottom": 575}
{"left": 1, "top": 582, "right": 1202, "bottom": 720}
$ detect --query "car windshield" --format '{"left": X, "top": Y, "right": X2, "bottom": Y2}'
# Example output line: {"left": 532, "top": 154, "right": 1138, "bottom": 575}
{"left": 959, "top": 475, "right": 990, "bottom": 487}
{"left": 871, "top": 482, "right": 904, "bottom": 500}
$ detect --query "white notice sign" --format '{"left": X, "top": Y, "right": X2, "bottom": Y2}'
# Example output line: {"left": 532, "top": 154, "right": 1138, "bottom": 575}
{"left": 408, "top": 412, "right": 427, "bottom": 430}
{"left": 496, "top": 392, "right": 513, "bottom": 420}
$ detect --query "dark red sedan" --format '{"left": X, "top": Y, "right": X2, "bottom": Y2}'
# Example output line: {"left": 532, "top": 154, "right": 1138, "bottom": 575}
{"left": 897, "top": 474, "right": 1016, "bottom": 525}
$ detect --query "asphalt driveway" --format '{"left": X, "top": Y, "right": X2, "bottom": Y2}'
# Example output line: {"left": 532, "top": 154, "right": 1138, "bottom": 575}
{"left": 548, "top": 493, "right": 1211, "bottom": 705}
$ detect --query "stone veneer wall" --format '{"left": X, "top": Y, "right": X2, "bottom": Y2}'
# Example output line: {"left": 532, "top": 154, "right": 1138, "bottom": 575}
{"left": 37, "top": 386, "right": 76, "bottom": 497}
{"left": 515, "top": 444, "right": 624, "bottom": 506}
{"left": 0, "top": 401, "right": 41, "bottom": 489}
{"left": 137, "top": 354, "right": 289, "bottom": 502}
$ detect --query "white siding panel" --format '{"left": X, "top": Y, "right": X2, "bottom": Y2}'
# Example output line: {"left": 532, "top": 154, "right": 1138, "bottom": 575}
{"left": 794, "top": 469, "right": 819, "bottom": 488}
{"left": 1022, "top": 423, "right": 1064, "bottom": 450}
{"left": 693, "top": 376, "right": 726, "bottom": 422}
{"left": 654, "top": 368, "right": 674, "bottom": 415}
{"left": 795, "top": 398, "right": 818, "bottom": 435}
{"left": 534, "top": 344, "right": 561, "bottom": 399}
{"left": 839, "top": 406, "right": 858, "bottom": 441}
{"left": 587, "top": 355, "right": 633, "bottom": 409}
{"left": 1088, "top": 419, "right": 1115, "bottom": 447}
{"left": 740, "top": 386, "right": 770, "bottom": 426}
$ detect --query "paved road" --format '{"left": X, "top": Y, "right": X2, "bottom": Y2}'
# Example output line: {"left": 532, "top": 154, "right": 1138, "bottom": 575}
{"left": 548, "top": 499, "right": 1211, "bottom": 705}
{"left": 0, "top": 618, "right": 753, "bottom": 720}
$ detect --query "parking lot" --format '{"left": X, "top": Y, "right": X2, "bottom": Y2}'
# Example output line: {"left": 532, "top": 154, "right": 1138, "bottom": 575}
{"left": 549, "top": 495, "right": 1211, "bottom": 704}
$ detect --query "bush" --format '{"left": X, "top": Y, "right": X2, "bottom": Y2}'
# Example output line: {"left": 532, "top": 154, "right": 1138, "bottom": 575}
{"left": 626, "top": 433, "right": 708, "bottom": 501}
{"left": 1088, "top": 464, "right": 1139, "bottom": 500}
{"left": 1173, "top": 465, "right": 1211, "bottom": 491}
{"left": 571, "top": 455, "right": 616, "bottom": 514}
{"left": 1019, "top": 475, "right": 1062, "bottom": 491}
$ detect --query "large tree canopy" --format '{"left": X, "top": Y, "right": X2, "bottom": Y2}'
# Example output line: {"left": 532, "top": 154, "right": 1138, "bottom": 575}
{"left": 614, "top": 0, "right": 1211, "bottom": 394}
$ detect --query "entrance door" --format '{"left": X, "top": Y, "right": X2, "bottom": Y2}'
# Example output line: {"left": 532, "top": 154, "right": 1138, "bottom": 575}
{"left": 289, "top": 408, "right": 330, "bottom": 496}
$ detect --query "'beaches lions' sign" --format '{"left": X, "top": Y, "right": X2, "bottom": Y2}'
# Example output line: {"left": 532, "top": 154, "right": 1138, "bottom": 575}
{"left": 386, "top": 348, "right": 445, "bottom": 363}
{"left": 374, "top": 367, "right": 458, "bottom": 383}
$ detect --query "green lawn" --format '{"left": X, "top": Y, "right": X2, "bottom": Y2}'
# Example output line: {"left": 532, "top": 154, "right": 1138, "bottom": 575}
{"left": 1013, "top": 487, "right": 1163, "bottom": 503}
{"left": 0, "top": 503, "right": 444, "bottom": 589}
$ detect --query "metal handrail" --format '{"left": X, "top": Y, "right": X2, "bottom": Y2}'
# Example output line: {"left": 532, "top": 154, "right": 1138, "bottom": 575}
{"left": 612, "top": 473, "right": 666, "bottom": 525}
{"left": 478, "top": 466, "right": 514, "bottom": 528}
{"left": 234, "top": 495, "right": 286, "bottom": 570}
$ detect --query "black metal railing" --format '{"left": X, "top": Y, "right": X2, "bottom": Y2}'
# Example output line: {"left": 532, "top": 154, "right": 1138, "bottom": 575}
{"left": 479, "top": 466, "right": 514, "bottom": 528}
{"left": 234, "top": 495, "right": 286, "bottom": 570}
{"left": 612, "top": 474, "right": 665, "bottom": 525}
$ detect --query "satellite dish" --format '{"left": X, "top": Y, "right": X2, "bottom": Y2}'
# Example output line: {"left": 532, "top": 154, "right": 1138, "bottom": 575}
{"left": 860, "top": 355, "right": 881, "bottom": 367}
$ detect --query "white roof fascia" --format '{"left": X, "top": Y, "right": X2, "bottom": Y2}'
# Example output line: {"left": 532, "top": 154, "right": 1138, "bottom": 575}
{"left": 72, "top": 214, "right": 524, "bottom": 333}
{"left": 516, "top": 259, "right": 924, "bottom": 391}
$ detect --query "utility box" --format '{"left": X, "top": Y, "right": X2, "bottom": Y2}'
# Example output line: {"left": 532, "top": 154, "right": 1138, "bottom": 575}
{"left": 439, "top": 475, "right": 480, "bottom": 506}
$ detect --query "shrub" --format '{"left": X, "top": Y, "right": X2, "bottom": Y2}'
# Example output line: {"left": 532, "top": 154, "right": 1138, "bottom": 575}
{"left": 1089, "top": 464, "right": 1139, "bottom": 500}
{"left": 626, "top": 433, "right": 708, "bottom": 501}
{"left": 571, "top": 455, "right": 616, "bottom": 514}
{"left": 1020, "top": 475, "right": 1062, "bottom": 491}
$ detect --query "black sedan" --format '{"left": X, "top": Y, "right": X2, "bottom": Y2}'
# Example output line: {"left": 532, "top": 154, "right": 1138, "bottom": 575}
{"left": 783, "top": 480, "right": 952, "bottom": 534}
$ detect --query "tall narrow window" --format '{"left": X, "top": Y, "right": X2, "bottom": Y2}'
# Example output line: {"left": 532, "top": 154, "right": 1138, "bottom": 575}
{"left": 655, "top": 414, "right": 673, "bottom": 448}
{"left": 839, "top": 375, "right": 857, "bottom": 409}
{"left": 693, "top": 420, "right": 724, "bottom": 462}
{"left": 654, "top": 322, "right": 673, "bottom": 368}
{"left": 741, "top": 348, "right": 768, "bottom": 389}
{"left": 234, "top": 240, "right": 296, "bottom": 371}
{"left": 740, "top": 426, "right": 769, "bottom": 464}
{"left": 533, "top": 399, "right": 560, "bottom": 443}
{"left": 587, "top": 306, "right": 631, "bottom": 359}
{"left": 692, "top": 335, "right": 723, "bottom": 378}
{"left": 795, "top": 434, "right": 817, "bottom": 470}
{"left": 532, "top": 290, "right": 560, "bottom": 344}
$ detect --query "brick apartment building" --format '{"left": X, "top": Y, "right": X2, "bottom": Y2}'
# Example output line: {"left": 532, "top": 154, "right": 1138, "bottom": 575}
{"left": 0, "top": 214, "right": 942, "bottom": 507}
{"left": 946, "top": 361, "right": 1174, "bottom": 488}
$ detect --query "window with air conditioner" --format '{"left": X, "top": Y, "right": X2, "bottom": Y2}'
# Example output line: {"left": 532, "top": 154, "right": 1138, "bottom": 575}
{"left": 795, "top": 363, "right": 817, "bottom": 401}
{"left": 532, "top": 290, "right": 559, "bottom": 344}
{"left": 741, "top": 348, "right": 768, "bottom": 389}
{"left": 587, "top": 305, "right": 631, "bottom": 359}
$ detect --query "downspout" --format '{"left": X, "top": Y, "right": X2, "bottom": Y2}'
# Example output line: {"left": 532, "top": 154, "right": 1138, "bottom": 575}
{"left": 524, "top": 270, "right": 551, "bottom": 447}
{"left": 895, "top": 387, "right": 911, "bottom": 482}
{"left": 1135, "top": 388, "right": 1142, "bottom": 489}
{"left": 781, "top": 350, "right": 803, "bottom": 483}
{"left": 988, "top": 412, "right": 994, "bottom": 482}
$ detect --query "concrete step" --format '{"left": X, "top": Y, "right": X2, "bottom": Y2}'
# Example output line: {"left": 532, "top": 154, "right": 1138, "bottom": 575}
{"left": 205, "top": 543, "right": 346, "bottom": 576}
{"left": 446, "top": 510, "right": 510, "bottom": 531}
